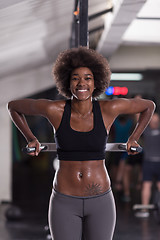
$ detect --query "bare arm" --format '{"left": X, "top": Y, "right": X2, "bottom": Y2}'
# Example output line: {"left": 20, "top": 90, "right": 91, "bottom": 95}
{"left": 103, "top": 98, "right": 156, "bottom": 154}
{"left": 7, "top": 99, "right": 55, "bottom": 156}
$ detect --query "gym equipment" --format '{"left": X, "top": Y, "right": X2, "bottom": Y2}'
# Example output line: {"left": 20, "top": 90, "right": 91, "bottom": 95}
{"left": 22, "top": 142, "right": 142, "bottom": 154}
{"left": 133, "top": 191, "right": 160, "bottom": 223}
{"left": 153, "top": 191, "right": 160, "bottom": 223}
{"left": 70, "top": 0, "right": 112, "bottom": 48}
{"left": 5, "top": 205, "right": 23, "bottom": 221}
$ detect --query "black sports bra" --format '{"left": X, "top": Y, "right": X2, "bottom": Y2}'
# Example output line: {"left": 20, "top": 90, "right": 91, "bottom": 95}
{"left": 54, "top": 99, "right": 108, "bottom": 161}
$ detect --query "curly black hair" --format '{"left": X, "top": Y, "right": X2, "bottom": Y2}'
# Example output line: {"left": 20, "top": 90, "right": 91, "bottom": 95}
{"left": 52, "top": 46, "right": 111, "bottom": 98}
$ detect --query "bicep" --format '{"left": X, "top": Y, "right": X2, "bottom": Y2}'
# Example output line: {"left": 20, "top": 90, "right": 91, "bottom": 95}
{"left": 8, "top": 99, "right": 51, "bottom": 117}
{"left": 110, "top": 98, "right": 155, "bottom": 116}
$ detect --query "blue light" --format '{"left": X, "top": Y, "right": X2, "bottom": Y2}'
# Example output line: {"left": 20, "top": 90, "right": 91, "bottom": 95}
{"left": 105, "top": 86, "right": 114, "bottom": 95}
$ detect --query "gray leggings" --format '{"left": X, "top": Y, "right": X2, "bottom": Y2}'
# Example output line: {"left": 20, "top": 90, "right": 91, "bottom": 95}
{"left": 48, "top": 188, "right": 116, "bottom": 240}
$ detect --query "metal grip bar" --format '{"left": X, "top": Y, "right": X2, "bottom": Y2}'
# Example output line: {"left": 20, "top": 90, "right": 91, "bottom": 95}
{"left": 22, "top": 146, "right": 47, "bottom": 154}
{"left": 22, "top": 143, "right": 142, "bottom": 154}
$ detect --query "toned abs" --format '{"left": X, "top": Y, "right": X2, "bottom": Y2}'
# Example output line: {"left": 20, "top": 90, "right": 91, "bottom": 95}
{"left": 53, "top": 160, "right": 111, "bottom": 197}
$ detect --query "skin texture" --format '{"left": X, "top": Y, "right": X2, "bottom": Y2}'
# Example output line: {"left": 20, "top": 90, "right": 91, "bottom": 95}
{"left": 7, "top": 67, "right": 155, "bottom": 196}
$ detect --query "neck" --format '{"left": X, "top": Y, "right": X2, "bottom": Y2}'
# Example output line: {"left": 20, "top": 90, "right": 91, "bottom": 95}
{"left": 71, "top": 97, "right": 93, "bottom": 118}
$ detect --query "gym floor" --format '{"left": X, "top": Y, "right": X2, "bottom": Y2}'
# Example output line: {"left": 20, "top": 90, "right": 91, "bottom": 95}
{"left": 0, "top": 160, "right": 160, "bottom": 240}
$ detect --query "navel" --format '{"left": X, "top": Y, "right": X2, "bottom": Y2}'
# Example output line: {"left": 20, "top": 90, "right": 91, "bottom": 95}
{"left": 79, "top": 172, "right": 83, "bottom": 178}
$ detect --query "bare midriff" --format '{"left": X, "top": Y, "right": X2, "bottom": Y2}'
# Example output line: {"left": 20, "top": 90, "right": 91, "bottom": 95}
{"left": 53, "top": 160, "right": 111, "bottom": 197}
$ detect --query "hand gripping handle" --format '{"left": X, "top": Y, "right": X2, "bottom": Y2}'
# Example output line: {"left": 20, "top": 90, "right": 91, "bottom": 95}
{"left": 22, "top": 145, "right": 47, "bottom": 154}
{"left": 118, "top": 144, "right": 142, "bottom": 153}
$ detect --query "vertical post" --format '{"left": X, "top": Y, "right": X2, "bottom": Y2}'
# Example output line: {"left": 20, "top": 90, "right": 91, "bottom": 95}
{"left": 74, "top": 13, "right": 79, "bottom": 47}
{"left": 70, "top": 0, "right": 80, "bottom": 48}
{"left": 79, "top": 0, "right": 89, "bottom": 47}
{"left": 70, "top": 0, "right": 89, "bottom": 48}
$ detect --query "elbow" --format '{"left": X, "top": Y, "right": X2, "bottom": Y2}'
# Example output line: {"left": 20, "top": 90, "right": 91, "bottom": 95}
{"left": 140, "top": 100, "right": 156, "bottom": 116}
{"left": 6, "top": 102, "right": 11, "bottom": 111}
{"left": 7, "top": 101, "right": 14, "bottom": 111}
{"left": 149, "top": 100, "right": 156, "bottom": 113}
{"left": 143, "top": 100, "right": 156, "bottom": 117}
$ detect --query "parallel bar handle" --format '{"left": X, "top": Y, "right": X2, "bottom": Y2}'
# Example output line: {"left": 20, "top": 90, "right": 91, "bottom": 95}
{"left": 118, "top": 144, "right": 142, "bottom": 153}
{"left": 22, "top": 146, "right": 47, "bottom": 154}
{"left": 22, "top": 144, "right": 143, "bottom": 154}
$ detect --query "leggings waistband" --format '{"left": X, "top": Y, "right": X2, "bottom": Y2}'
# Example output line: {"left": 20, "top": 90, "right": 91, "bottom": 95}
{"left": 53, "top": 187, "right": 112, "bottom": 199}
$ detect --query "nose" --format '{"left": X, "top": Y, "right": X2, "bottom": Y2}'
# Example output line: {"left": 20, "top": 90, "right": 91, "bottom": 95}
{"left": 78, "top": 77, "right": 85, "bottom": 85}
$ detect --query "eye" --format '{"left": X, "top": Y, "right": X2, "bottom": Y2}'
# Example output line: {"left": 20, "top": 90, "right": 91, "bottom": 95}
{"left": 85, "top": 77, "right": 92, "bottom": 80}
{"left": 72, "top": 77, "right": 79, "bottom": 81}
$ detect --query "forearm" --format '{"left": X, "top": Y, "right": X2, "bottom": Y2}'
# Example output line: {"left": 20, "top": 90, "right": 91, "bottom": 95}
{"left": 7, "top": 98, "right": 55, "bottom": 156}
{"left": 129, "top": 101, "right": 155, "bottom": 142}
{"left": 8, "top": 109, "right": 37, "bottom": 143}
{"left": 7, "top": 98, "right": 48, "bottom": 142}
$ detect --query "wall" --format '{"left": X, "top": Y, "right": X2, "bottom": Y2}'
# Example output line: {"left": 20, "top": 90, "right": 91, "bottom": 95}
{"left": 0, "top": 64, "right": 55, "bottom": 202}
{"left": 0, "top": 105, "right": 12, "bottom": 202}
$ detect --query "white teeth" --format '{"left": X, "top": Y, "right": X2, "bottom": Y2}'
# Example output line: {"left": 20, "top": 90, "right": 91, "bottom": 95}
{"left": 77, "top": 90, "right": 87, "bottom": 92}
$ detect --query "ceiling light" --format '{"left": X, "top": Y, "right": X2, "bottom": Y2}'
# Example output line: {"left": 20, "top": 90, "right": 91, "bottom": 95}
{"left": 111, "top": 73, "right": 143, "bottom": 81}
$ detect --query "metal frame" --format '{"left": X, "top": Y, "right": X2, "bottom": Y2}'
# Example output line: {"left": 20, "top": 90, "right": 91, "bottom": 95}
{"left": 70, "top": 0, "right": 113, "bottom": 48}
{"left": 79, "top": 0, "right": 88, "bottom": 47}
{"left": 22, "top": 143, "right": 142, "bottom": 154}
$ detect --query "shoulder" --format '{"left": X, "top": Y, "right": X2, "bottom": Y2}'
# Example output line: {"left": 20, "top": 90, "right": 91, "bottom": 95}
{"left": 97, "top": 98, "right": 126, "bottom": 107}
{"left": 42, "top": 99, "right": 68, "bottom": 129}
{"left": 46, "top": 99, "right": 66, "bottom": 110}
{"left": 97, "top": 98, "right": 125, "bottom": 113}
{"left": 45, "top": 99, "right": 67, "bottom": 116}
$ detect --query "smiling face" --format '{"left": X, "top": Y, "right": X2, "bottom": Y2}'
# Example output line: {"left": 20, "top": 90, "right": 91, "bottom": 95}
{"left": 70, "top": 67, "right": 95, "bottom": 101}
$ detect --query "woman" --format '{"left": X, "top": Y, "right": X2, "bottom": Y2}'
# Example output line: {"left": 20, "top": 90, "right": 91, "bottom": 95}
{"left": 7, "top": 47, "right": 155, "bottom": 240}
